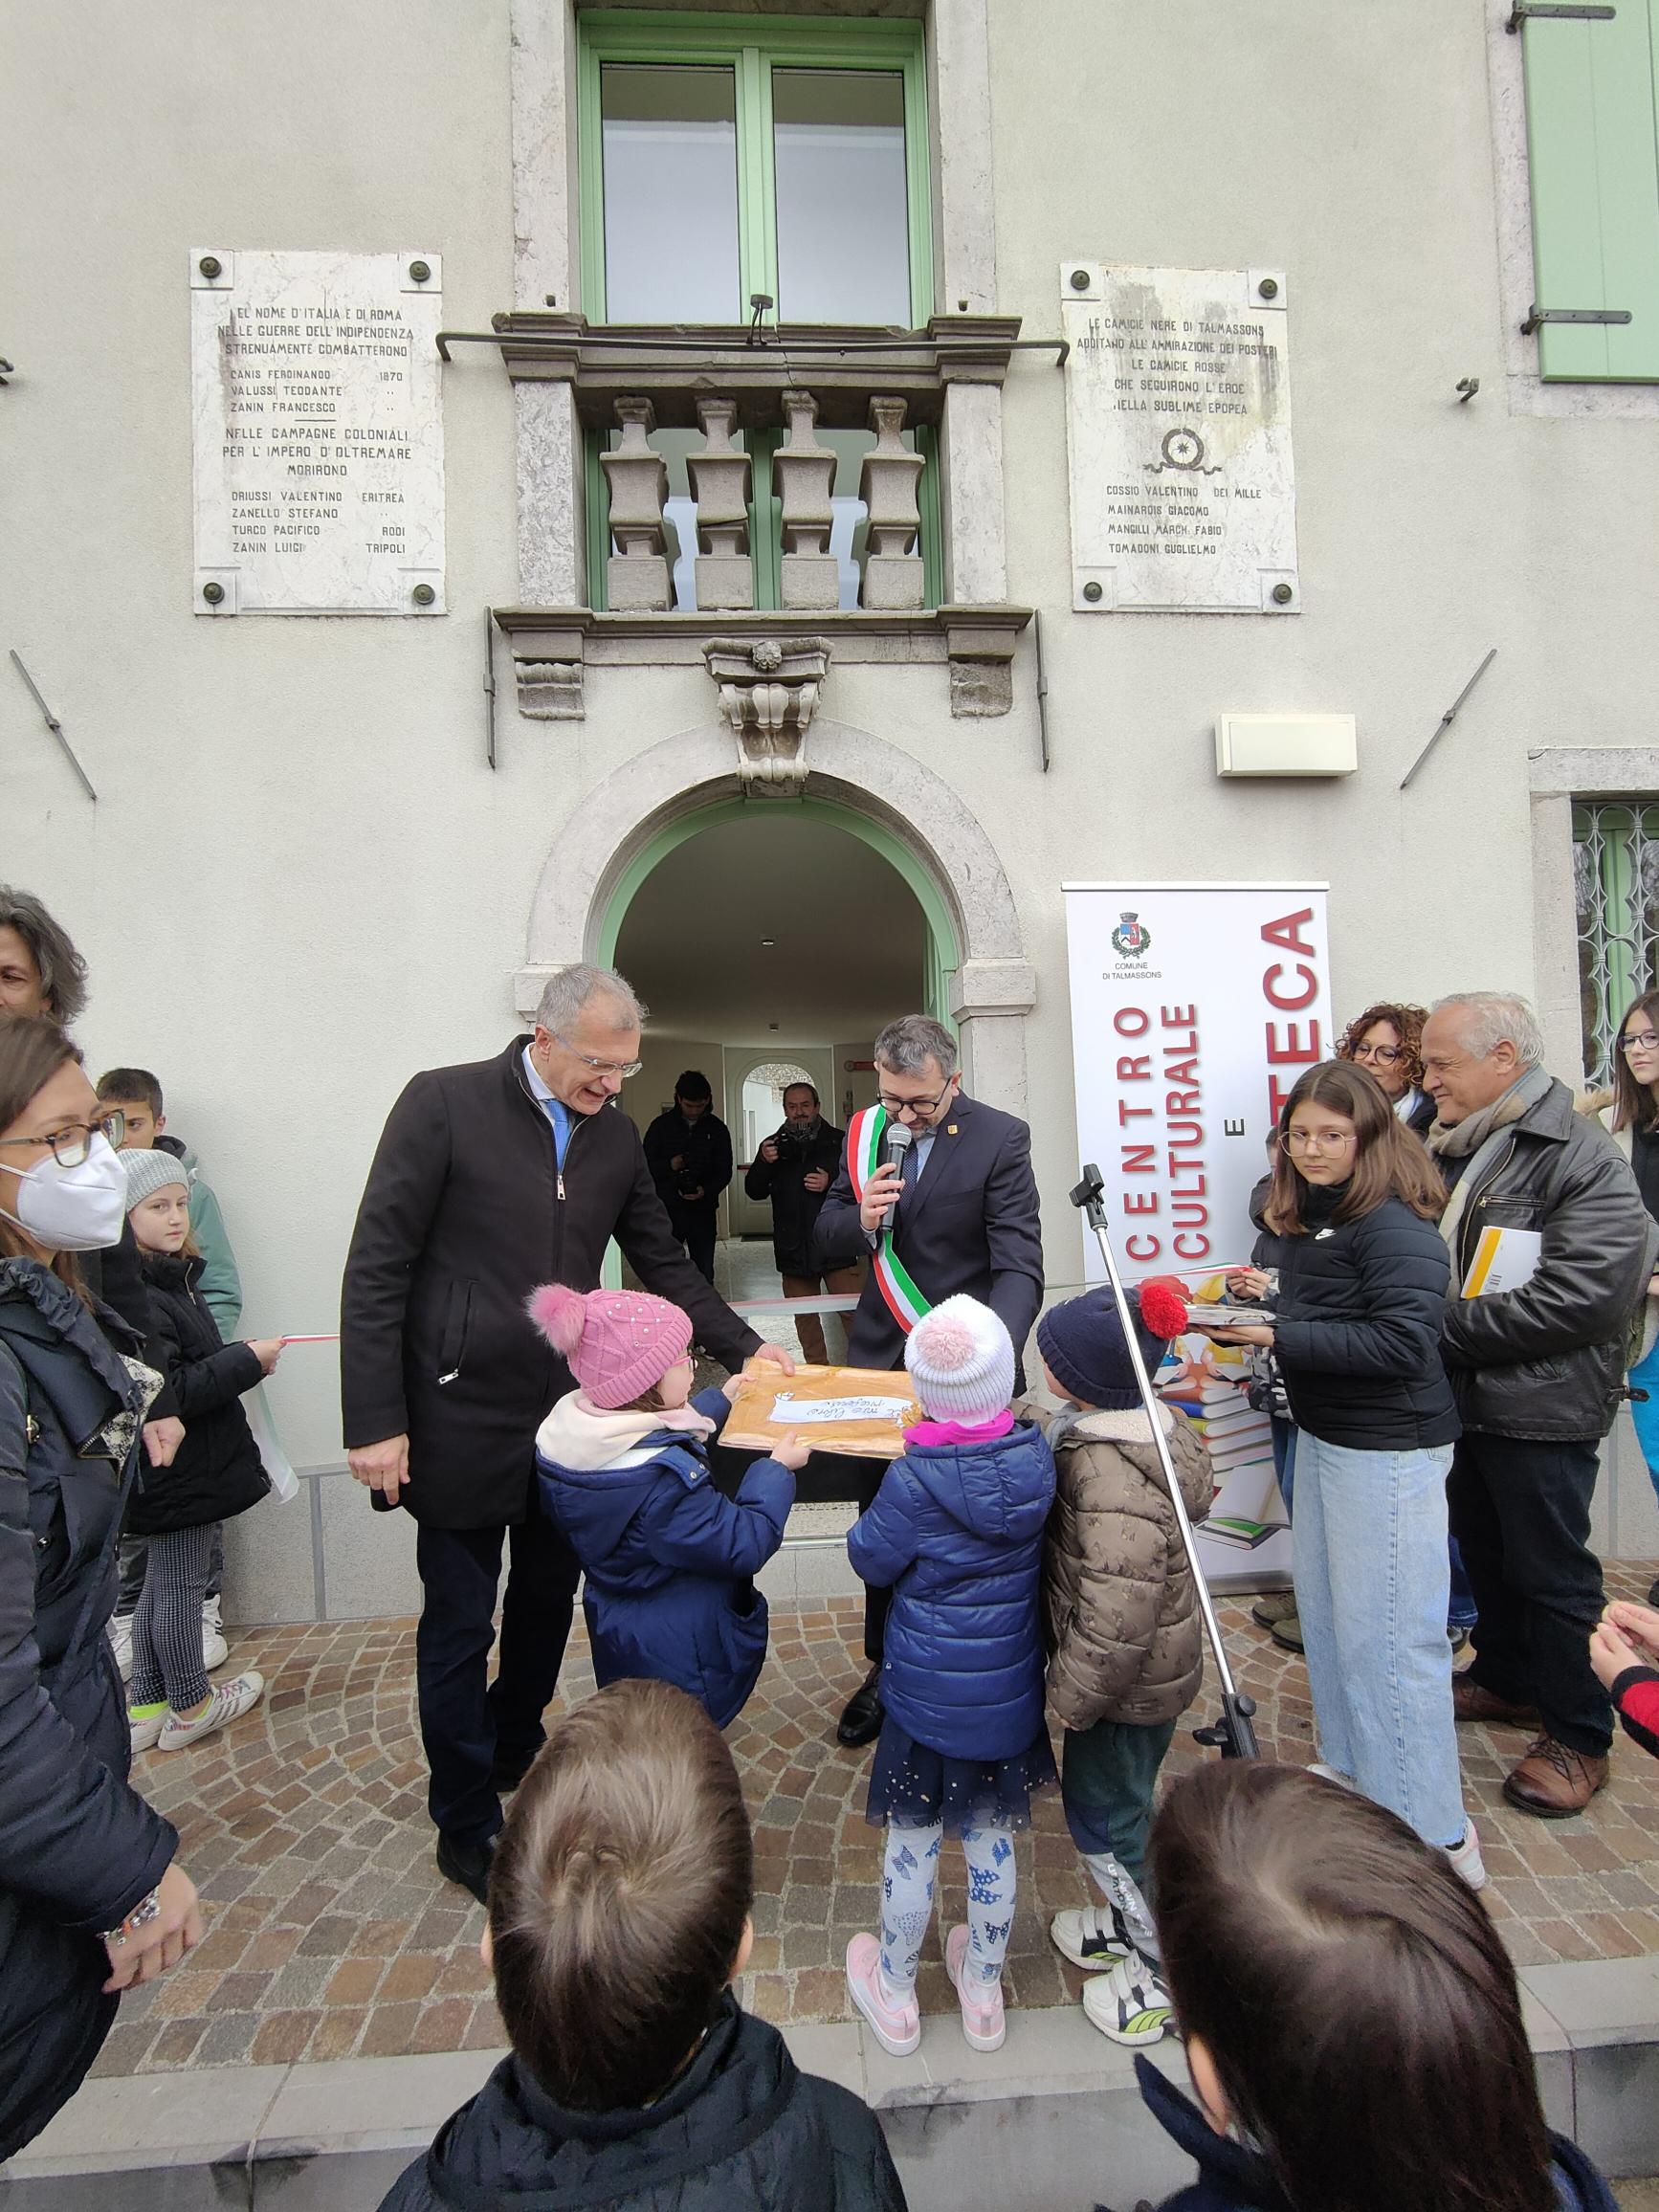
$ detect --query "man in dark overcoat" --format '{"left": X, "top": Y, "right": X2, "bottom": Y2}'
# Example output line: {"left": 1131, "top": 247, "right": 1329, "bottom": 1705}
{"left": 341, "top": 965, "right": 791, "bottom": 1899}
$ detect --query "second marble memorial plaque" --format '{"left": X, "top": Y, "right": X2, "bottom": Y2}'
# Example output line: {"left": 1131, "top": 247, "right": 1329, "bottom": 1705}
{"left": 1061, "top": 263, "right": 1298, "bottom": 614}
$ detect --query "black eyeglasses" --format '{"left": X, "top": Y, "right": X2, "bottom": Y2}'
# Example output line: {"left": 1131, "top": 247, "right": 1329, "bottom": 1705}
{"left": 0, "top": 1110, "right": 124, "bottom": 1167}
{"left": 1620, "top": 1031, "right": 1659, "bottom": 1054}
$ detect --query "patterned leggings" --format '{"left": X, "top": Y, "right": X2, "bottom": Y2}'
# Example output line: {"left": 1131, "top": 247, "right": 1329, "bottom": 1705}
{"left": 878, "top": 1816, "right": 1016, "bottom": 1995}
{"left": 128, "top": 1523, "right": 214, "bottom": 1714}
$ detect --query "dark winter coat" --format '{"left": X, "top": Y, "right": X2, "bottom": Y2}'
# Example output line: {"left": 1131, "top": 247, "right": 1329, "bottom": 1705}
{"left": 1438, "top": 1075, "right": 1658, "bottom": 1440}
{"left": 1270, "top": 1189, "right": 1460, "bottom": 1451}
{"left": 848, "top": 1419, "right": 1055, "bottom": 1760}
{"left": 0, "top": 1260, "right": 177, "bottom": 2164}
{"left": 82, "top": 1221, "right": 179, "bottom": 1426}
{"left": 377, "top": 1994, "right": 906, "bottom": 2212}
{"left": 1134, "top": 2054, "right": 1615, "bottom": 2212}
{"left": 535, "top": 1388, "right": 792, "bottom": 1730}
{"left": 644, "top": 1108, "right": 734, "bottom": 1227}
{"left": 127, "top": 1252, "right": 266, "bottom": 1537}
{"left": 813, "top": 1093, "right": 1044, "bottom": 1376}
{"left": 744, "top": 1120, "right": 845, "bottom": 1276}
{"left": 341, "top": 1039, "right": 761, "bottom": 1530}
{"left": 1032, "top": 1400, "right": 1212, "bottom": 1730}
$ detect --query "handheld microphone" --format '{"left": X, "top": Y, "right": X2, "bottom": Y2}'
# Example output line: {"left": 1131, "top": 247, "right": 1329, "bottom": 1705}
{"left": 883, "top": 1120, "right": 913, "bottom": 1177}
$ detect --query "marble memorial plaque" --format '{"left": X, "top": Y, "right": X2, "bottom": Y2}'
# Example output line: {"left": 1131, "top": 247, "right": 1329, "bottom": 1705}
{"left": 191, "top": 250, "right": 445, "bottom": 614}
{"left": 1061, "top": 264, "right": 1297, "bottom": 613}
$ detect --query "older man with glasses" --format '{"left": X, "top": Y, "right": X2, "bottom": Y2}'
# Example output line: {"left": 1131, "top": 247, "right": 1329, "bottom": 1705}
{"left": 811, "top": 1013, "right": 1044, "bottom": 1745}
{"left": 341, "top": 965, "right": 793, "bottom": 1900}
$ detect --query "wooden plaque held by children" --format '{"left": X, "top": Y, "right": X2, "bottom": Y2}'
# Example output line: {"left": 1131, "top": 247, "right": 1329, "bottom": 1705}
{"left": 723, "top": 1363, "right": 921, "bottom": 1459}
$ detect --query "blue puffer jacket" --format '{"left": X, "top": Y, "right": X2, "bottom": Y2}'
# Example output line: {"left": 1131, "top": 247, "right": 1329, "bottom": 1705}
{"left": 849, "top": 1419, "right": 1054, "bottom": 1761}
{"left": 535, "top": 1387, "right": 793, "bottom": 1730}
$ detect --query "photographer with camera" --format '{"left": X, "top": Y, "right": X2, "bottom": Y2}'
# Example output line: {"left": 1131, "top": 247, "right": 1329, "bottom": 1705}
{"left": 744, "top": 1082, "right": 860, "bottom": 1363}
{"left": 643, "top": 1072, "right": 734, "bottom": 1284}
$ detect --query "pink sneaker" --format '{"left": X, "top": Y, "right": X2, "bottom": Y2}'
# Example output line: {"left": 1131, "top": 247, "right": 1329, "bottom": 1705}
{"left": 845, "top": 1934, "right": 920, "bottom": 2056}
{"left": 945, "top": 1924, "right": 1006, "bottom": 2052}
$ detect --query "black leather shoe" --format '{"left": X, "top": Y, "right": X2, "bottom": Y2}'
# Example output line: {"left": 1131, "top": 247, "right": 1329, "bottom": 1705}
{"left": 491, "top": 1741, "right": 542, "bottom": 1794}
{"left": 837, "top": 1666, "right": 885, "bottom": 1748}
{"left": 435, "top": 1830, "right": 497, "bottom": 1905}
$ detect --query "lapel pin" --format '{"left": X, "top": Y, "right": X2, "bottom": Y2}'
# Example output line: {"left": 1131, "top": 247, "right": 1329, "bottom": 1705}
{"left": 946, "top": 1124, "right": 958, "bottom": 1136}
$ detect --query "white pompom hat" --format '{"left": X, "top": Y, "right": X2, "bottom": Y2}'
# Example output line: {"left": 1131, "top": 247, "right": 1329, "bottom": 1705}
{"left": 903, "top": 1294, "right": 1015, "bottom": 1425}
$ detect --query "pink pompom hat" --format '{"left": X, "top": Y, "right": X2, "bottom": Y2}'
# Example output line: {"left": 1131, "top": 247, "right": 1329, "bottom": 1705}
{"left": 527, "top": 1283, "right": 694, "bottom": 1409}
{"left": 902, "top": 1294, "right": 1015, "bottom": 1425}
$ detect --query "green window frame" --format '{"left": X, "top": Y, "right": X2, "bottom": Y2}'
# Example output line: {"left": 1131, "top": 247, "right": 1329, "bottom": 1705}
{"left": 1516, "top": 3, "right": 1659, "bottom": 380}
{"left": 576, "top": 10, "right": 934, "bottom": 328}
{"left": 577, "top": 10, "right": 940, "bottom": 611}
{"left": 1573, "top": 796, "right": 1659, "bottom": 1078}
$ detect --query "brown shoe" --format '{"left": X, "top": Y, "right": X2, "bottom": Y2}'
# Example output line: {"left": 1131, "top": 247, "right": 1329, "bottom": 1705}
{"left": 1502, "top": 1736, "right": 1610, "bottom": 1819}
{"left": 1451, "top": 1677, "right": 1540, "bottom": 1727}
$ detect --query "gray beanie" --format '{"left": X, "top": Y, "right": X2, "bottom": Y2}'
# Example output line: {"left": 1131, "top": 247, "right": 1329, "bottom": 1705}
{"left": 903, "top": 1294, "right": 1015, "bottom": 1425}
{"left": 122, "top": 1148, "right": 191, "bottom": 1211}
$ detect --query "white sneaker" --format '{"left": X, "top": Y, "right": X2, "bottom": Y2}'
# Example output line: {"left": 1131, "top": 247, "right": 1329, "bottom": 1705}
{"left": 1051, "top": 1903, "right": 1137, "bottom": 1970}
{"left": 128, "top": 1701, "right": 166, "bottom": 1754}
{"left": 202, "top": 1596, "right": 229, "bottom": 1672}
{"left": 158, "top": 1670, "right": 265, "bottom": 1752}
{"left": 1079, "top": 1951, "right": 1175, "bottom": 2046}
{"left": 1447, "top": 1821, "right": 1487, "bottom": 1892}
{"left": 108, "top": 1615, "right": 134, "bottom": 1685}
{"left": 944, "top": 1924, "right": 1006, "bottom": 2052}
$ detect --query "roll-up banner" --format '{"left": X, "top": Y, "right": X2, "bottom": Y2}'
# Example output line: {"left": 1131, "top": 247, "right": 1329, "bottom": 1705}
{"left": 1062, "top": 883, "right": 1333, "bottom": 1586}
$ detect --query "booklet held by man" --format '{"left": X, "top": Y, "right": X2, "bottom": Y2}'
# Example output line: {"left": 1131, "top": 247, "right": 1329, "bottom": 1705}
{"left": 723, "top": 1363, "right": 921, "bottom": 1458}
{"left": 1461, "top": 1226, "right": 1543, "bottom": 1299}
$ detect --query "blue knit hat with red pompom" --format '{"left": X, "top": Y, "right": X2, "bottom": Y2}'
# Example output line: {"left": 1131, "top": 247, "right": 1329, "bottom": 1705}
{"left": 1036, "top": 1277, "right": 1189, "bottom": 1410}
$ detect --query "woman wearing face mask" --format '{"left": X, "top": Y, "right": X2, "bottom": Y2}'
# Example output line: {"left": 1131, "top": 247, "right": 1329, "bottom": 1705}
{"left": 1607, "top": 990, "right": 1659, "bottom": 1606}
{"left": 0, "top": 1017, "right": 204, "bottom": 2162}
{"left": 1198, "top": 1060, "right": 1481, "bottom": 1887}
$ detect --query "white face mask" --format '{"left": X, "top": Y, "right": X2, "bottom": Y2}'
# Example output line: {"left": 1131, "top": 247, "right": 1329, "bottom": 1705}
{"left": 0, "top": 1132, "right": 129, "bottom": 1252}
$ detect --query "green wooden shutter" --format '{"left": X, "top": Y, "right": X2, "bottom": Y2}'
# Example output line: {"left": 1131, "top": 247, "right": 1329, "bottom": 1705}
{"left": 1519, "top": 2, "right": 1659, "bottom": 378}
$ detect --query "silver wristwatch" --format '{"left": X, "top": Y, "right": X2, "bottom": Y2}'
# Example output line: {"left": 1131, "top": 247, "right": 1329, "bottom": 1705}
{"left": 100, "top": 1889, "right": 162, "bottom": 1946}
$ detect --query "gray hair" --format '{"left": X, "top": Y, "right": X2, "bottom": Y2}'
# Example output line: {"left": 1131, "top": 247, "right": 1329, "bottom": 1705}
{"left": 1430, "top": 991, "right": 1544, "bottom": 1069}
{"left": 874, "top": 1014, "right": 959, "bottom": 1081}
{"left": 534, "top": 963, "right": 647, "bottom": 1037}
{"left": 0, "top": 885, "right": 89, "bottom": 1028}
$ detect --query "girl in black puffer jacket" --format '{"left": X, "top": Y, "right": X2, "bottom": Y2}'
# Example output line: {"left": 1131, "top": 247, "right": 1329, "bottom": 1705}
{"left": 1199, "top": 1061, "right": 1478, "bottom": 1883}
{"left": 122, "top": 1149, "right": 279, "bottom": 1755}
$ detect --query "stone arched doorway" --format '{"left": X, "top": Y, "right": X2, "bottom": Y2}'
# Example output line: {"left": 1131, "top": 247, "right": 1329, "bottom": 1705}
{"left": 515, "top": 718, "right": 1036, "bottom": 1112}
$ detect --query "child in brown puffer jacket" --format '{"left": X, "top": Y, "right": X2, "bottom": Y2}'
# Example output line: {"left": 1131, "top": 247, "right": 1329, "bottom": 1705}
{"left": 1026, "top": 1278, "right": 1211, "bottom": 2049}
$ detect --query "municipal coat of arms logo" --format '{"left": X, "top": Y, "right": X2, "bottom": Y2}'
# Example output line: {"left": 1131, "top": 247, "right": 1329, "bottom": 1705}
{"left": 1112, "top": 911, "right": 1152, "bottom": 958}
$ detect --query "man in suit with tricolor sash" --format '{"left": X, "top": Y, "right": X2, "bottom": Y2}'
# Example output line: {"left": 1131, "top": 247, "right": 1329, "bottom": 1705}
{"left": 813, "top": 1014, "right": 1044, "bottom": 1744}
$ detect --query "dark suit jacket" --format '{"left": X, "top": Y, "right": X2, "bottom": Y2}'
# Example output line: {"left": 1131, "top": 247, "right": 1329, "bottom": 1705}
{"left": 340, "top": 1038, "right": 760, "bottom": 1530}
{"left": 811, "top": 1092, "right": 1044, "bottom": 1374}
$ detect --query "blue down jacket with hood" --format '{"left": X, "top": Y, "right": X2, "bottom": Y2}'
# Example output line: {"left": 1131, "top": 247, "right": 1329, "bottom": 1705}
{"left": 848, "top": 1419, "right": 1055, "bottom": 1761}
{"left": 1133, "top": 2054, "right": 1616, "bottom": 2212}
{"left": 535, "top": 1387, "right": 793, "bottom": 1730}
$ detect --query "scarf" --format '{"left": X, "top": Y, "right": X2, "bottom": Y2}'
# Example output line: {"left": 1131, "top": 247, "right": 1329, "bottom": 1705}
{"left": 535, "top": 1388, "right": 716, "bottom": 1472}
{"left": 1428, "top": 1063, "right": 1552, "bottom": 1263}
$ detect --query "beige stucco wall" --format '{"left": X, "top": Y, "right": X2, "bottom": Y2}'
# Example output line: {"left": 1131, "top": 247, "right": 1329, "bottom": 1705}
{"left": 5, "top": 0, "right": 1658, "bottom": 1610}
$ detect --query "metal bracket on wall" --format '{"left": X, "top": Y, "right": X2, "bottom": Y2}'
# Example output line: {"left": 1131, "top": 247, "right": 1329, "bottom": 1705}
{"left": 1507, "top": 4, "right": 1615, "bottom": 26}
{"left": 9, "top": 651, "right": 97, "bottom": 801}
{"left": 1521, "top": 305, "right": 1632, "bottom": 334}
{"left": 0, "top": 359, "right": 12, "bottom": 386}
{"left": 1400, "top": 648, "right": 1497, "bottom": 792}
{"left": 484, "top": 608, "right": 498, "bottom": 771}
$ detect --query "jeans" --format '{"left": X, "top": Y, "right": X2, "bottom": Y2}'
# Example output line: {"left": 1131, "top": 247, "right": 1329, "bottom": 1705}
{"left": 1060, "top": 1716, "right": 1179, "bottom": 1891}
{"left": 1271, "top": 1418, "right": 1297, "bottom": 1519}
{"left": 1293, "top": 1432, "right": 1466, "bottom": 1847}
{"left": 1448, "top": 1537, "right": 1479, "bottom": 1632}
{"left": 1447, "top": 1431, "right": 1612, "bottom": 1757}
{"left": 413, "top": 1493, "right": 582, "bottom": 1845}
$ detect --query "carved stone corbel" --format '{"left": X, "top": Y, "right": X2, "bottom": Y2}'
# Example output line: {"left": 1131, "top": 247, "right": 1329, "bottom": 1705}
{"left": 701, "top": 635, "right": 830, "bottom": 791}
{"left": 516, "top": 657, "right": 585, "bottom": 719}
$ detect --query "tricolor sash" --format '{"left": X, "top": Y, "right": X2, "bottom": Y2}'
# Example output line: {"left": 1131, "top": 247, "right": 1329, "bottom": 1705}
{"left": 845, "top": 1105, "right": 933, "bottom": 1335}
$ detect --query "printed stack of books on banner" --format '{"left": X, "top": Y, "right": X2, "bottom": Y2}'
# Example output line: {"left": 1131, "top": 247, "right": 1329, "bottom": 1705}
{"left": 1155, "top": 1269, "right": 1289, "bottom": 1554}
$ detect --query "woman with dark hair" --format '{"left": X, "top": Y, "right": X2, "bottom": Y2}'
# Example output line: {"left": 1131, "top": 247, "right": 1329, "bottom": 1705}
{"left": 1607, "top": 987, "right": 1659, "bottom": 1604}
{"left": 1200, "top": 1060, "right": 1479, "bottom": 1881}
{"left": 1136, "top": 1760, "right": 1615, "bottom": 2212}
{"left": 1336, "top": 999, "right": 1434, "bottom": 1135}
{"left": 0, "top": 885, "right": 91, "bottom": 1029}
{"left": 0, "top": 1017, "right": 204, "bottom": 2161}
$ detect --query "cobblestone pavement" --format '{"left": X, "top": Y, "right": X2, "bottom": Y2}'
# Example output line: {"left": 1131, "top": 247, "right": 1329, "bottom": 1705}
{"left": 95, "top": 1561, "right": 1659, "bottom": 2077}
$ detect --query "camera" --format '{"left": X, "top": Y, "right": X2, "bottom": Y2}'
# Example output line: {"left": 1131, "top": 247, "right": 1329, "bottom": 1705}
{"left": 771, "top": 1123, "right": 810, "bottom": 1161}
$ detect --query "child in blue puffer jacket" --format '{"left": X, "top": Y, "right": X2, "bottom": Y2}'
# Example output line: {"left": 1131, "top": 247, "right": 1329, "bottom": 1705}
{"left": 529, "top": 1285, "right": 807, "bottom": 1729}
{"left": 844, "top": 1295, "right": 1056, "bottom": 2060}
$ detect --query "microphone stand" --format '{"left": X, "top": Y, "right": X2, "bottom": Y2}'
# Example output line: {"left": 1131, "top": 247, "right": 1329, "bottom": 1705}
{"left": 1069, "top": 1164, "right": 1260, "bottom": 1761}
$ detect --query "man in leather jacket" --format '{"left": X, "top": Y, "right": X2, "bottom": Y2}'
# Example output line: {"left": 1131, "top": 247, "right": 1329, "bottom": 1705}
{"left": 1423, "top": 991, "right": 1658, "bottom": 1818}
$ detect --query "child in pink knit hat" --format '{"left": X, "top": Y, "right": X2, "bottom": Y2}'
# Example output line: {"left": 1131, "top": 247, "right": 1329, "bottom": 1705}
{"left": 528, "top": 1284, "right": 807, "bottom": 1729}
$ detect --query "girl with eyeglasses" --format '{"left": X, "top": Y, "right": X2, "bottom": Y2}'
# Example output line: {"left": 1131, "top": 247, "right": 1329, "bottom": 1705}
{"left": 1197, "top": 1060, "right": 1481, "bottom": 1884}
{"left": 0, "top": 1017, "right": 205, "bottom": 2161}
{"left": 1606, "top": 990, "right": 1659, "bottom": 1604}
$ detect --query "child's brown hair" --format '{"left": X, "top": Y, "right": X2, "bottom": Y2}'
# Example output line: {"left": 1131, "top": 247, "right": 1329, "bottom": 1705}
{"left": 488, "top": 1678, "right": 753, "bottom": 2111}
